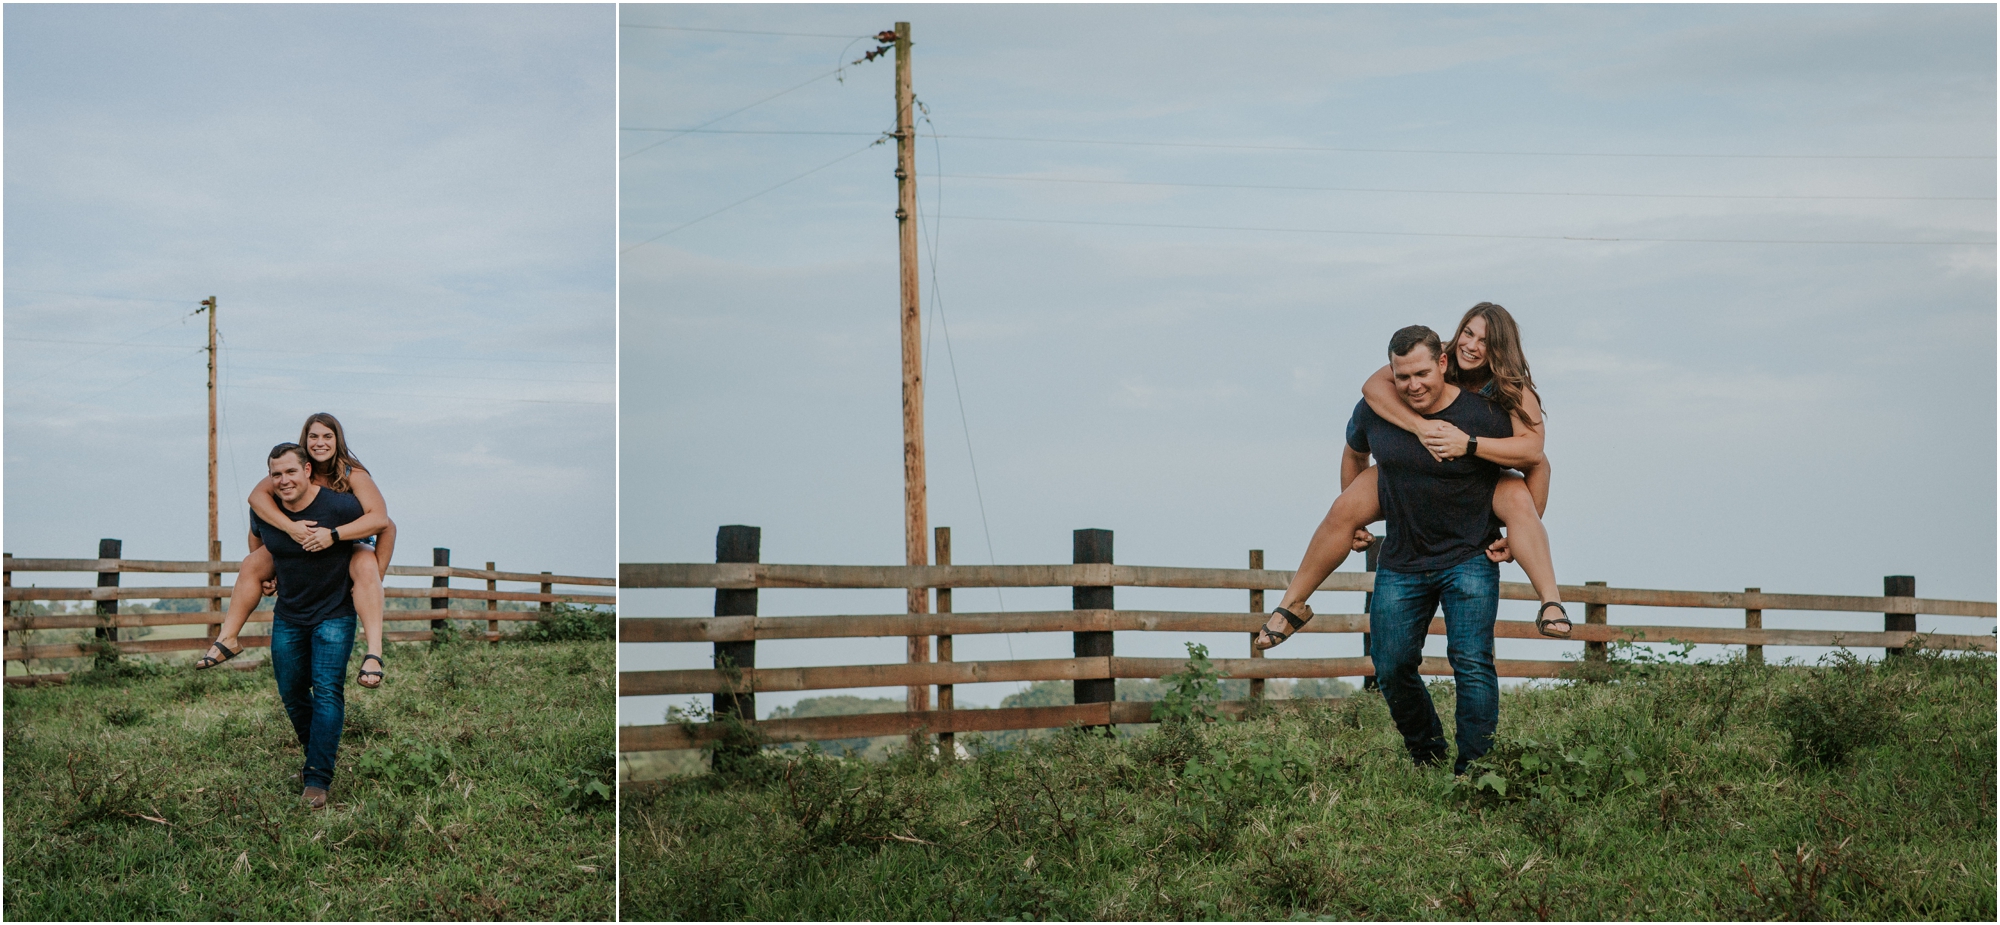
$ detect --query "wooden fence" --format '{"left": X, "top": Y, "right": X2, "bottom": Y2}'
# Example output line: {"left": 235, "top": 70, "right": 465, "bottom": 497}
{"left": 3, "top": 540, "right": 614, "bottom": 684}
{"left": 618, "top": 526, "right": 1996, "bottom": 758}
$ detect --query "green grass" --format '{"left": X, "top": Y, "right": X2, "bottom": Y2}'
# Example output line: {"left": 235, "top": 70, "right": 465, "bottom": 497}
{"left": 3, "top": 633, "right": 615, "bottom": 921}
{"left": 621, "top": 647, "right": 1995, "bottom": 920}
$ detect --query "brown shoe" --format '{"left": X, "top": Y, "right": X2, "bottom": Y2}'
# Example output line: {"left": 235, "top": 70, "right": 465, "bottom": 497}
{"left": 1252, "top": 603, "right": 1313, "bottom": 650}
{"left": 303, "top": 786, "right": 329, "bottom": 809}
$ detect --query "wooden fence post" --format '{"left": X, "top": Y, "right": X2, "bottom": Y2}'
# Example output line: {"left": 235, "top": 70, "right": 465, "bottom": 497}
{"left": 486, "top": 561, "right": 499, "bottom": 644}
{"left": 207, "top": 548, "right": 222, "bottom": 649}
{"left": 1072, "top": 529, "right": 1114, "bottom": 724}
{"left": 95, "top": 539, "right": 121, "bottom": 665}
{"left": 1584, "top": 580, "right": 1608, "bottom": 663}
{"left": 1361, "top": 540, "right": 1379, "bottom": 690}
{"left": 4, "top": 553, "right": 14, "bottom": 670}
{"left": 714, "top": 525, "right": 760, "bottom": 764}
{"left": 1885, "top": 575, "right": 1915, "bottom": 657}
{"left": 935, "top": 527, "right": 954, "bottom": 759}
{"left": 430, "top": 548, "right": 449, "bottom": 642}
{"left": 1744, "top": 587, "right": 1762, "bottom": 666}
{"left": 1247, "top": 549, "right": 1264, "bottom": 701}
{"left": 541, "top": 572, "right": 554, "bottom": 615}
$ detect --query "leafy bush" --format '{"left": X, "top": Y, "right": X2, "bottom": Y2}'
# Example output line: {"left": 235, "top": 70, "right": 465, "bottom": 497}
{"left": 559, "top": 749, "right": 616, "bottom": 812}
{"left": 1156, "top": 642, "right": 1227, "bottom": 725}
{"left": 1172, "top": 739, "right": 1302, "bottom": 851}
{"left": 100, "top": 704, "right": 148, "bottom": 727}
{"left": 1774, "top": 651, "right": 1896, "bottom": 767}
{"left": 781, "top": 753, "right": 936, "bottom": 848}
{"left": 514, "top": 602, "right": 614, "bottom": 642}
{"left": 1457, "top": 734, "right": 1650, "bottom": 807}
{"left": 352, "top": 738, "right": 454, "bottom": 791}
{"left": 74, "top": 656, "right": 169, "bottom": 687}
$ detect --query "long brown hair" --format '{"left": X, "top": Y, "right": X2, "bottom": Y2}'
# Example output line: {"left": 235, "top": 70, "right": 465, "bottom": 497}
{"left": 1445, "top": 302, "right": 1542, "bottom": 427}
{"left": 298, "top": 412, "right": 369, "bottom": 493}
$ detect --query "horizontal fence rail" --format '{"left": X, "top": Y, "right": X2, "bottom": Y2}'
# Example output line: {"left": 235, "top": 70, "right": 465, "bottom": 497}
{"left": 620, "top": 532, "right": 1998, "bottom": 769}
{"left": 618, "top": 609, "right": 1994, "bottom": 651}
{"left": 621, "top": 563, "right": 1995, "bottom": 618}
{"left": 5, "top": 545, "right": 612, "bottom": 684}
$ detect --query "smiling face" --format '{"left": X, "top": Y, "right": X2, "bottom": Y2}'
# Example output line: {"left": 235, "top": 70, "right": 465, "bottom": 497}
{"left": 1453, "top": 315, "right": 1489, "bottom": 372}
{"left": 269, "top": 448, "right": 313, "bottom": 505}
{"left": 1390, "top": 342, "right": 1452, "bottom": 414}
{"left": 304, "top": 422, "right": 338, "bottom": 465}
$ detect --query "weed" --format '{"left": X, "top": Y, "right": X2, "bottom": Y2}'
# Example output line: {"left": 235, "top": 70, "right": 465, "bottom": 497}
{"left": 343, "top": 798, "right": 417, "bottom": 856}
{"left": 343, "top": 697, "right": 387, "bottom": 742}
{"left": 1738, "top": 838, "right": 1889, "bottom": 921}
{"left": 1156, "top": 642, "right": 1226, "bottom": 726}
{"left": 99, "top": 704, "right": 148, "bottom": 727}
{"left": 559, "top": 749, "right": 616, "bottom": 812}
{"left": 1774, "top": 650, "right": 1895, "bottom": 767}
{"left": 73, "top": 656, "right": 168, "bottom": 687}
{"left": 514, "top": 601, "right": 615, "bottom": 642}
{"left": 781, "top": 754, "right": 934, "bottom": 848}
{"left": 352, "top": 738, "right": 454, "bottom": 791}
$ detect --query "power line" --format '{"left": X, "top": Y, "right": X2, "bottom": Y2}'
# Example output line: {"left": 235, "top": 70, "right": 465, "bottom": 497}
{"left": 622, "top": 137, "right": 886, "bottom": 254}
{"left": 3, "top": 287, "right": 198, "bottom": 304}
{"left": 225, "top": 364, "right": 610, "bottom": 386}
{"left": 941, "top": 214, "right": 1996, "bottom": 246}
{"left": 625, "top": 128, "right": 1996, "bottom": 160}
{"left": 912, "top": 110, "right": 1016, "bottom": 675}
{"left": 7, "top": 337, "right": 610, "bottom": 365}
{"left": 929, "top": 172, "right": 1995, "bottom": 203}
{"left": 230, "top": 384, "right": 611, "bottom": 406}
{"left": 622, "top": 67, "right": 847, "bottom": 162}
{"left": 621, "top": 23, "right": 868, "bottom": 39}
{"left": 61, "top": 346, "right": 206, "bottom": 407}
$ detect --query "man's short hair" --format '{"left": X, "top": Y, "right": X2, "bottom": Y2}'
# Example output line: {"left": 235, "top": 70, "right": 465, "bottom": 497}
{"left": 1388, "top": 325, "right": 1443, "bottom": 361}
{"left": 268, "top": 442, "right": 311, "bottom": 468}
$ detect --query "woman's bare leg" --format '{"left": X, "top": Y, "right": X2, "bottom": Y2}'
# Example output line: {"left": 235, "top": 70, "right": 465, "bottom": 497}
{"left": 200, "top": 544, "right": 272, "bottom": 664}
{"left": 350, "top": 545, "right": 386, "bottom": 687}
{"left": 1492, "top": 474, "right": 1566, "bottom": 618}
{"left": 1261, "top": 468, "right": 1381, "bottom": 640}
{"left": 372, "top": 520, "right": 396, "bottom": 578}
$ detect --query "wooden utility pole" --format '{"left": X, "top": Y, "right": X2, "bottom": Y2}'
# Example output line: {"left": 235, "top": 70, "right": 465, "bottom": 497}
{"left": 894, "top": 21, "right": 931, "bottom": 721}
{"left": 200, "top": 297, "right": 221, "bottom": 640}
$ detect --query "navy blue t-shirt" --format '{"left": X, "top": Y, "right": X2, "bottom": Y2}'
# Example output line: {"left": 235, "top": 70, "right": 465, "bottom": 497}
{"left": 252, "top": 487, "right": 364, "bottom": 627}
{"left": 1346, "top": 387, "right": 1516, "bottom": 573}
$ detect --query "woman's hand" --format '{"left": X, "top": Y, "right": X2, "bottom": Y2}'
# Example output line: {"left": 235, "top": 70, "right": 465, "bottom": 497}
{"left": 1422, "top": 422, "right": 1472, "bottom": 461}
{"left": 286, "top": 519, "right": 317, "bottom": 546}
{"left": 1414, "top": 420, "right": 1455, "bottom": 461}
{"left": 301, "top": 526, "right": 335, "bottom": 552}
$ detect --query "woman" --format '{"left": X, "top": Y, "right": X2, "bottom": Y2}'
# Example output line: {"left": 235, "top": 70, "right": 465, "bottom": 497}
{"left": 195, "top": 413, "right": 397, "bottom": 687}
{"left": 1254, "top": 302, "right": 1570, "bottom": 648}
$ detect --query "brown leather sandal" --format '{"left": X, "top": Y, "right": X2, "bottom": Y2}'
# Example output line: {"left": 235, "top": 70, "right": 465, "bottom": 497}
{"left": 1253, "top": 603, "right": 1314, "bottom": 650}
{"left": 1536, "top": 601, "right": 1573, "bottom": 639}
{"left": 194, "top": 640, "right": 239, "bottom": 670}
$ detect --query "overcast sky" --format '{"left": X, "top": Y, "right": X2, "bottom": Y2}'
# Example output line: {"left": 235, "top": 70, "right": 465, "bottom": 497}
{"left": 5, "top": 6, "right": 614, "bottom": 592}
{"left": 620, "top": 3, "right": 1995, "bottom": 724}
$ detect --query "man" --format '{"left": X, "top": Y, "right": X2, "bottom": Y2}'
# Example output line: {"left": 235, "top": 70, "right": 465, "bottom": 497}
{"left": 1345, "top": 325, "right": 1539, "bottom": 774}
{"left": 255, "top": 442, "right": 383, "bottom": 807}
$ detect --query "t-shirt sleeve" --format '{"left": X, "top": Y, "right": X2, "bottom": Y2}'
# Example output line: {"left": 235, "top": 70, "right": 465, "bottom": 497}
{"left": 1345, "top": 400, "right": 1372, "bottom": 453}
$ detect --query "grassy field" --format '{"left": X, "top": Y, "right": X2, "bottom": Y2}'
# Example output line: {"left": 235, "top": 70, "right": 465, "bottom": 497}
{"left": 3, "top": 628, "right": 615, "bottom": 921}
{"left": 622, "top": 646, "right": 1995, "bottom": 920}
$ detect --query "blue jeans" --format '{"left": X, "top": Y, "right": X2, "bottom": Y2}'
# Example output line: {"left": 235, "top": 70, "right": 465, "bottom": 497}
{"left": 1369, "top": 556, "right": 1500, "bottom": 775}
{"left": 269, "top": 614, "right": 356, "bottom": 790}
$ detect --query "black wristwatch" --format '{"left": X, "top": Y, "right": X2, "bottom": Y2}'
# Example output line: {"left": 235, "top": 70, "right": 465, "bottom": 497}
{"left": 330, "top": 527, "right": 342, "bottom": 543}
{"left": 1465, "top": 435, "right": 1479, "bottom": 459}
